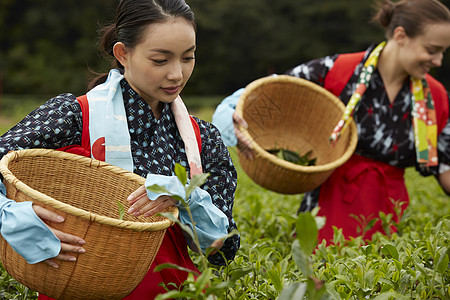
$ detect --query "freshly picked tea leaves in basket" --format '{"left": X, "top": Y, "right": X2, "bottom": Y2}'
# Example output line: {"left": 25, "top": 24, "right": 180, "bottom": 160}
{"left": 235, "top": 75, "right": 358, "bottom": 194}
{"left": 267, "top": 148, "right": 317, "bottom": 166}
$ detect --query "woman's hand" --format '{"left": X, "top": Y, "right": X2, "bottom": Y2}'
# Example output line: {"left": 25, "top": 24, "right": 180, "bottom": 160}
{"left": 32, "top": 205, "right": 86, "bottom": 269}
{"left": 207, "top": 238, "right": 225, "bottom": 256}
{"left": 127, "top": 185, "right": 177, "bottom": 217}
{"left": 233, "top": 111, "right": 254, "bottom": 159}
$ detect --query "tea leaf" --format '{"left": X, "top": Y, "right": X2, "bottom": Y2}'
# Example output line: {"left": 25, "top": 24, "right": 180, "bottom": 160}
{"left": 393, "top": 259, "right": 402, "bottom": 272}
{"left": 153, "top": 262, "right": 200, "bottom": 275}
{"left": 372, "top": 291, "right": 409, "bottom": 300}
{"left": 267, "top": 148, "right": 317, "bottom": 166}
{"left": 186, "top": 172, "right": 210, "bottom": 198}
{"left": 381, "top": 244, "right": 399, "bottom": 260}
{"left": 155, "top": 290, "right": 192, "bottom": 300}
{"left": 174, "top": 163, "right": 188, "bottom": 185}
{"left": 278, "top": 282, "right": 307, "bottom": 300}
{"left": 267, "top": 269, "right": 283, "bottom": 292}
{"left": 361, "top": 245, "right": 373, "bottom": 256}
{"left": 282, "top": 149, "right": 301, "bottom": 163}
{"left": 146, "top": 184, "right": 170, "bottom": 194}
{"left": 307, "top": 158, "right": 317, "bottom": 166}
{"left": 295, "top": 212, "right": 318, "bottom": 255}
{"left": 228, "top": 267, "right": 252, "bottom": 282}
{"left": 194, "top": 268, "right": 213, "bottom": 290}
{"left": 436, "top": 247, "right": 449, "bottom": 274}
{"left": 117, "top": 201, "right": 125, "bottom": 220}
{"left": 292, "top": 240, "right": 312, "bottom": 277}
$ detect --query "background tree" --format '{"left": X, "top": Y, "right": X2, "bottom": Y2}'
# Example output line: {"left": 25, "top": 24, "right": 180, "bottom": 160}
{"left": 1, "top": 0, "right": 449, "bottom": 96}
{"left": 0, "top": 0, "right": 114, "bottom": 95}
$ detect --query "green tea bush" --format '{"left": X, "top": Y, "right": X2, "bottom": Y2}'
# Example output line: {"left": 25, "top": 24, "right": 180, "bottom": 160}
{"left": 0, "top": 120, "right": 448, "bottom": 299}
{"left": 149, "top": 154, "right": 449, "bottom": 300}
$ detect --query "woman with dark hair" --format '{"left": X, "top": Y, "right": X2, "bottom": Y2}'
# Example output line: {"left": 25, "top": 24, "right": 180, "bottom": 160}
{"left": 213, "top": 0, "right": 450, "bottom": 243}
{"left": 0, "top": 0, "right": 239, "bottom": 298}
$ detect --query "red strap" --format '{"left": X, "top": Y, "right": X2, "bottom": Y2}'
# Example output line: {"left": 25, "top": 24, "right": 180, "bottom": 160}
{"left": 56, "top": 95, "right": 91, "bottom": 156}
{"left": 76, "top": 95, "right": 90, "bottom": 151}
{"left": 425, "top": 74, "right": 449, "bottom": 135}
{"left": 189, "top": 116, "right": 202, "bottom": 153}
{"left": 324, "top": 52, "right": 365, "bottom": 97}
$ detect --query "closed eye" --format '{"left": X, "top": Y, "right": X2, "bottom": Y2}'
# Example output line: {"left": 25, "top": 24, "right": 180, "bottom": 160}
{"left": 152, "top": 59, "right": 167, "bottom": 65}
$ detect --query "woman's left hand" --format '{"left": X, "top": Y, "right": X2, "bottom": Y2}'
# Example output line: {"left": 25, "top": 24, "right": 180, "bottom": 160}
{"left": 127, "top": 185, "right": 177, "bottom": 217}
{"left": 207, "top": 238, "right": 225, "bottom": 255}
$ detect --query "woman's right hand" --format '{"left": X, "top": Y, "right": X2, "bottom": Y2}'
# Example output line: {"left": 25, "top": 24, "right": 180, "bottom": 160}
{"left": 233, "top": 111, "right": 255, "bottom": 160}
{"left": 32, "top": 205, "right": 86, "bottom": 268}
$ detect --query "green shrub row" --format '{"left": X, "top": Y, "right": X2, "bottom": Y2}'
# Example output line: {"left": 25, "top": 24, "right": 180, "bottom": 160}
{"left": 0, "top": 103, "right": 448, "bottom": 299}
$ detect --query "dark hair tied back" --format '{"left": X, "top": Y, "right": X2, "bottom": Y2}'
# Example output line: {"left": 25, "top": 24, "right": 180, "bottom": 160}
{"left": 372, "top": 0, "right": 450, "bottom": 39}
{"left": 88, "top": 0, "right": 195, "bottom": 90}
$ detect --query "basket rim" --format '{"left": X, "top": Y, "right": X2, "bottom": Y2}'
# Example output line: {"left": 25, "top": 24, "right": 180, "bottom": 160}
{"left": 235, "top": 75, "right": 358, "bottom": 173}
{"left": 0, "top": 149, "right": 178, "bottom": 232}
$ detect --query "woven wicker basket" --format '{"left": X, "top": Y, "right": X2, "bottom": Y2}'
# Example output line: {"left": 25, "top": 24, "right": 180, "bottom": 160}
{"left": 0, "top": 149, "right": 178, "bottom": 300}
{"left": 235, "top": 75, "right": 358, "bottom": 194}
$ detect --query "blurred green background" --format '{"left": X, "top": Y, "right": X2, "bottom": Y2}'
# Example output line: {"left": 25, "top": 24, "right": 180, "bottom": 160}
{"left": 1, "top": 0, "right": 450, "bottom": 99}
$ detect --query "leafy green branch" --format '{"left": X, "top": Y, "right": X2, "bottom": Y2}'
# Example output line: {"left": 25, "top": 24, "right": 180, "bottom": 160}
{"left": 147, "top": 163, "right": 239, "bottom": 299}
{"left": 280, "top": 210, "right": 328, "bottom": 300}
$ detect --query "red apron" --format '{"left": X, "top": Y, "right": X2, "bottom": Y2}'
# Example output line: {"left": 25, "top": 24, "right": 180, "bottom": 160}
{"left": 317, "top": 154, "right": 409, "bottom": 243}
{"left": 122, "top": 224, "right": 199, "bottom": 299}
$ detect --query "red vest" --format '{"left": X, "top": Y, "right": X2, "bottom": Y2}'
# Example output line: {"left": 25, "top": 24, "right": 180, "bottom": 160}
{"left": 317, "top": 52, "right": 449, "bottom": 242}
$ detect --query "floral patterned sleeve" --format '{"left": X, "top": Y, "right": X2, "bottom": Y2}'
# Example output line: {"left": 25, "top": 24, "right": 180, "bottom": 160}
{"left": 0, "top": 93, "right": 83, "bottom": 160}
{"left": 284, "top": 54, "right": 339, "bottom": 87}
{"left": 195, "top": 118, "right": 240, "bottom": 265}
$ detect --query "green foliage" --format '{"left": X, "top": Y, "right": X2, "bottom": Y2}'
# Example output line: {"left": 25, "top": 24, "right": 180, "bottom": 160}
{"left": 0, "top": 0, "right": 114, "bottom": 95}
{"left": 2, "top": 0, "right": 450, "bottom": 95}
{"left": 0, "top": 266, "right": 37, "bottom": 299}
{"left": 0, "top": 105, "right": 449, "bottom": 299}
{"left": 150, "top": 149, "right": 449, "bottom": 299}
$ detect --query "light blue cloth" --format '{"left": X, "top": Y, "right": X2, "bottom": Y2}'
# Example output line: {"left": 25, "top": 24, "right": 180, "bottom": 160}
{"left": 87, "top": 69, "right": 134, "bottom": 172}
{"left": 0, "top": 181, "right": 61, "bottom": 264}
{"left": 211, "top": 88, "right": 244, "bottom": 147}
{"left": 146, "top": 174, "right": 228, "bottom": 253}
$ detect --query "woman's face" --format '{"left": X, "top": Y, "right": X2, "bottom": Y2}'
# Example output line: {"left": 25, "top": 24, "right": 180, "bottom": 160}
{"left": 400, "top": 22, "right": 450, "bottom": 79}
{"left": 118, "top": 18, "right": 196, "bottom": 111}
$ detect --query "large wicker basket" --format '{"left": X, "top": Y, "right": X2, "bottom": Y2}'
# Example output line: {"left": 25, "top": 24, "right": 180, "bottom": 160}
{"left": 0, "top": 149, "right": 178, "bottom": 300}
{"left": 235, "top": 75, "right": 358, "bottom": 194}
